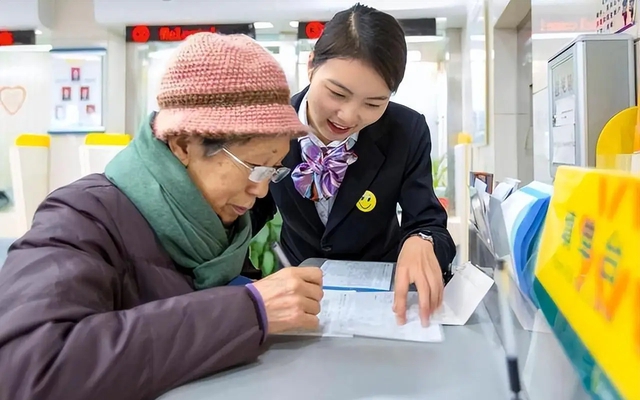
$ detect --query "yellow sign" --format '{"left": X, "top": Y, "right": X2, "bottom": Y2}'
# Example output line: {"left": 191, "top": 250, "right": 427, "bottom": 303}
{"left": 534, "top": 166, "right": 640, "bottom": 400}
{"left": 356, "top": 190, "right": 376, "bottom": 212}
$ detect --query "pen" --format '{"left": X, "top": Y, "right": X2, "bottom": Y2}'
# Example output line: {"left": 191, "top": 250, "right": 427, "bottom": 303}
{"left": 271, "top": 242, "right": 292, "bottom": 268}
{"left": 496, "top": 258, "right": 522, "bottom": 400}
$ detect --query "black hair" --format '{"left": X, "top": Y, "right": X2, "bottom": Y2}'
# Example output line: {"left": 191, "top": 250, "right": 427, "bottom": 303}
{"left": 311, "top": 3, "right": 407, "bottom": 92}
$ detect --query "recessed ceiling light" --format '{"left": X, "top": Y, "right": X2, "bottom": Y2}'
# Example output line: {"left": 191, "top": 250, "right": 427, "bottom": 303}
{"left": 254, "top": 22, "right": 274, "bottom": 29}
{"left": 35, "top": 29, "right": 42, "bottom": 35}
{"left": 289, "top": 21, "right": 299, "bottom": 28}
{"left": 0, "top": 44, "right": 52, "bottom": 52}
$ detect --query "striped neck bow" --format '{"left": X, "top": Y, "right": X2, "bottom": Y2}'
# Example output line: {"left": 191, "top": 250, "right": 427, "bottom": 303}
{"left": 291, "top": 136, "right": 358, "bottom": 201}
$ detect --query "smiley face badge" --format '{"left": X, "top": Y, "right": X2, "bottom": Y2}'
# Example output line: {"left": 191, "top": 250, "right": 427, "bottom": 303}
{"left": 356, "top": 190, "right": 377, "bottom": 213}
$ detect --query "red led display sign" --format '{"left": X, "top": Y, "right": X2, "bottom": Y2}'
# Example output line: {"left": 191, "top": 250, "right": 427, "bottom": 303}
{"left": 297, "top": 18, "right": 437, "bottom": 40}
{"left": 126, "top": 24, "right": 255, "bottom": 43}
{"left": 298, "top": 21, "right": 326, "bottom": 40}
{"left": 0, "top": 30, "right": 36, "bottom": 46}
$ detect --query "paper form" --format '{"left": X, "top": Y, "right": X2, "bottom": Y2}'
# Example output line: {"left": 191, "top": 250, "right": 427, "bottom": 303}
{"left": 552, "top": 125, "right": 576, "bottom": 165}
{"left": 277, "top": 264, "right": 492, "bottom": 342}
{"left": 430, "top": 263, "right": 494, "bottom": 325}
{"left": 339, "top": 292, "right": 444, "bottom": 343}
{"left": 277, "top": 290, "right": 354, "bottom": 338}
{"left": 554, "top": 96, "right": 575, "bottom": 126}
{"left": 492, "top": 181, "right": 516, "bottom": 202}
{"left": 552, "top": 95, "right": 576, "bottom": 165}
{"left": 320, "top": 260, "right": 394, "bottom": 291}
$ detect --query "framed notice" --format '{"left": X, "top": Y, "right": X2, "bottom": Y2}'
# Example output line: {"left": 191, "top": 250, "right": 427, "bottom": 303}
{"left": 49, "top": 48, "right": 106, "bottom": 134}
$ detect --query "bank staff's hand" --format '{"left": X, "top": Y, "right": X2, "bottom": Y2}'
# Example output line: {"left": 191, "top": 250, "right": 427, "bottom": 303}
{"left": 252, "top": 267, "right": 324, "bottom": 334}
{"left": 393, "top": 236, "right": 443, "bottom": 327}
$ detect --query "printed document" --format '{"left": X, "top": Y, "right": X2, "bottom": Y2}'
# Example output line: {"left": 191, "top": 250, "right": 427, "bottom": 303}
{"left": 278, "top": 263, "right": 492, "bottom": 341}
{"left": 339, "top": 292, "right": 445, "bottom": 343}
{"left": 279, "top": 290, "right": 443, "bottom": 342}
{"left": 278, "top": 290, "right": 354, "bottom": 338}
{"left": 320, "top": 260, "right": 394, "bottom": 291}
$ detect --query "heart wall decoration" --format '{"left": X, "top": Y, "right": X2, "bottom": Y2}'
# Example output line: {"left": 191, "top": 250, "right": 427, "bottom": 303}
{"left": 0, "top": 86, "right": 27, "bottom": 115}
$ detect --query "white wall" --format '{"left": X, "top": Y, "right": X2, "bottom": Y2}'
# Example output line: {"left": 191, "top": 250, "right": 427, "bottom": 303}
{"left": 47, "top": 0, "right": 126, "bottom": 190}
{"left": 0, "top": 0, "right": 127, "bottom": 195}
{"left": 485, "top": 19, "right": 534, "bottom": 185}
{"left": 464, "top": 0, "right": 498, "bottom": 176}
{"left": 516, "top": 16, "right": 534, "bottom": 184}
{"left": 0, "top": 51, "right": 51, "bottom": 191}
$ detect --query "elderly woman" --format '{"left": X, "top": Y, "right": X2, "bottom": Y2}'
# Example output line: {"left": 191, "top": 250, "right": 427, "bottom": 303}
{"left": 0, "top": 33, "right": 323, "bottom": 400}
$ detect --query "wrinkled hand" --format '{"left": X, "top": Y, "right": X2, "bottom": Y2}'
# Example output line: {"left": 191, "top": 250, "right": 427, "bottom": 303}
{"left": 393, "top": 237, "right": 443, "bottom": 326}
{"left": 252, "top": 267, "right": 323, "bottom": 334}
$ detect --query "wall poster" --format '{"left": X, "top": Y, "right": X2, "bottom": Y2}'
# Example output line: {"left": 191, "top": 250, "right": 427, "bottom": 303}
{"left": 49, "top": 48, "right": 105, "bottom": 134}
{"left": 596, "top": 0, "right": 637, "bottom": 33}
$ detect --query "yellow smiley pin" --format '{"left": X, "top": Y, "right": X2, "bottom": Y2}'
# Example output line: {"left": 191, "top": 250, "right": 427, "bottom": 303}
{"left": 356, "top": 190, "right": 377, "bottom": 212}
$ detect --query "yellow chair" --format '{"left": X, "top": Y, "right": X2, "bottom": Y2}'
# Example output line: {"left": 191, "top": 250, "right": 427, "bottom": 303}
{"left": 596, "top": 106, "right": 637, "bottom": 170}
{"left": 9, "top": 134, "right": 51, "bottom": 235}
{"left": 84, "top": 133, "right": 131, "bottom": 146}
{"left": 79, "top": 134, "right": 131, "bottom": 176}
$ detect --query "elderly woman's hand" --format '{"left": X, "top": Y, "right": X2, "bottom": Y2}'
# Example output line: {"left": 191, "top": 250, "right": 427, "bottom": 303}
{"left": 252, "top": 267, "right": 324, "bottom": 334}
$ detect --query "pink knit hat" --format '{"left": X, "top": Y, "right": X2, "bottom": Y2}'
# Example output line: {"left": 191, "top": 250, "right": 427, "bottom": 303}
{"left": 154, "top": 32, "right": 310, "bottom": 141}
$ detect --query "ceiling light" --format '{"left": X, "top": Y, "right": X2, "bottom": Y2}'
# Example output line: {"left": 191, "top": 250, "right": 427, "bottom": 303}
{"left": 35, "top": 29, "right": 42, "bottom": 35}
{"left": 289, "top": 21, "right": 299, "bottom": 28}
{"left": 406, "top": 36, "right": 444, "bottom": 43}
{"left": 532, "top": 32, "right": 591, "bottom": 40}
{"left": 0, "top": 44, "right": 52, "bottom": 52}
{"left": 254, "top": 22, "right": 274, "bottom": 29}
{"left": 148, "top": 48, "right": 177, "bottom": 59}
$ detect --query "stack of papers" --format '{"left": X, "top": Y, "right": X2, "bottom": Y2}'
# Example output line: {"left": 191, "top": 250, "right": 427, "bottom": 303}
{"left": 278, "top": 261, "right": 494, "bottom": 343}
{"left": 492, "top": 178, "right": 521, "bottom": 202}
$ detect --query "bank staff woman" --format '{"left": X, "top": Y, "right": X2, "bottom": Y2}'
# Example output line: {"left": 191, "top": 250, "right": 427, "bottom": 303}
{"left": 259, "top": 4, "right": 456, "bottom": 326}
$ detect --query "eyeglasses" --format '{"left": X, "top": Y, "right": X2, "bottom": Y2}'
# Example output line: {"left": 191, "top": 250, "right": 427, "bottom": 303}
{"left": 221, "top": 147, "right": 291, "bottom": 183}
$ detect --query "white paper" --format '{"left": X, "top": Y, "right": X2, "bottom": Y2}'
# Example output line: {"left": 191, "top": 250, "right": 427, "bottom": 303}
{"left": 277, "top": 290, "right": 354, "bottom": 338}
{"left": 473, "top": 178, "right": 491, "bottom": 209}
{"left": 473, "top": 177, "right": 488, "bottom": 194}
{"left": 554, "top": 96, "right": 575, "bottom": 126}
{"left": 339, "top": 291, "right": 444, "bottom": 343}
{"left": 551, "top": 124, "right": 576, "bottom": 165}
{"left": 320, "top": 260, "right": 394, "bottom": 291}
{"left": 492, "top": 182, "right": 515, "bottom": 202}
{"left": 430, "top": 263, "right": 494, "bottom": 325}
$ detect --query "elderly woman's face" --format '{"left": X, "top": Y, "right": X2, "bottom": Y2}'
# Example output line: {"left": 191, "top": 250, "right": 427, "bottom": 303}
{"left": 168, "top": 136, "right": 291, "bottom": 226}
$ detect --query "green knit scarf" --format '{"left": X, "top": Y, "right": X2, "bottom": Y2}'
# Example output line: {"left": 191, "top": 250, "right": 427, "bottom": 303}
{"left": 105, "top": 115, "right": 251, "bottom": 289}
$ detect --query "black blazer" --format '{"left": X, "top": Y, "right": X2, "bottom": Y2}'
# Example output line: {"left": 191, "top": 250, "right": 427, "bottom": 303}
{"left": 252, "top": 87, "right": 456, "bottom": 274}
